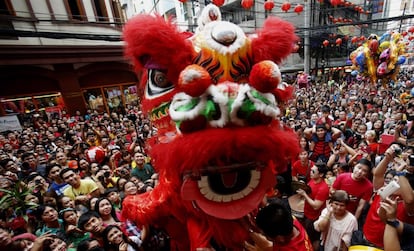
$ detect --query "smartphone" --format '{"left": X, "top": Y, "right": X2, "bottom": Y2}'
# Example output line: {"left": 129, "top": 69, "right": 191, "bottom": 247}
{"left": 378, "top": 180, "right": 400, "bottom": 200}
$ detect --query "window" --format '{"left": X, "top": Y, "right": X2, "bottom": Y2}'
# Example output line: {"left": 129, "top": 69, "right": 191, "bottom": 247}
{"left": 110, "top": 0, "right": 125, "bottom": 26}
{"left": 93, "top": 0, "right": 108, "bottom": 22}
{"left": 1, "top": 93, "right": 63, "bottom": 115}
{"left": 82, "top": 84, "right": 138, "bottom": 114}
{"left": 65, "top": 0, "right": 86, "bottom": 21}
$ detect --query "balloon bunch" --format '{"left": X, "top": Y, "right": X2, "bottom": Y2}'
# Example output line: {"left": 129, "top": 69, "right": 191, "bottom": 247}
{"left": 349, "top": 31, "right": 406, "bottom": 85}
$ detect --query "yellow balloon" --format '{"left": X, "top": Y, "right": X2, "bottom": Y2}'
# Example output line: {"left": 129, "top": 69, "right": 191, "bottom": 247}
{"left": 378, "top": 41, "right": 390, "bottom": 53}
{"left": 363, "top": 45, "right": 377, "bottom": 83}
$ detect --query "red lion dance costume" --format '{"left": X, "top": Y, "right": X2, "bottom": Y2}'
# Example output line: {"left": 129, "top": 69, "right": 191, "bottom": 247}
{"left": 122, "top": 4, "right": 300, "bottom": 250}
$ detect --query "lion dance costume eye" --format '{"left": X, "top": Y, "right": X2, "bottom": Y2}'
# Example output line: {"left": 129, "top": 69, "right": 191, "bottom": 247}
{"left": 122, "top": 4, "right": 300, "bottom": 250}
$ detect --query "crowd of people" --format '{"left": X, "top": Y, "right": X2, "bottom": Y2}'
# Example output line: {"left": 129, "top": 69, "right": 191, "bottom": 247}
{"left": 1, "top": 69, "right": 414, "bottom": 251}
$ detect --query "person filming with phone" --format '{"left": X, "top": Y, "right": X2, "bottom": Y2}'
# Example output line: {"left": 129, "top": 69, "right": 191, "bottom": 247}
{"left": 356, "top": 143, "right": 414, "bottom": 249}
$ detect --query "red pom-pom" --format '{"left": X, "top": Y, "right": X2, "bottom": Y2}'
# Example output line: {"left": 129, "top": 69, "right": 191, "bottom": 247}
{"left": 86, "top": 146, "right": 106, "bottom": 164}
{"left": 249, "top": 61, "right": 281, "bottom": 93}
{"left": 178, "top": 64, "right": 211, "bottom": 97}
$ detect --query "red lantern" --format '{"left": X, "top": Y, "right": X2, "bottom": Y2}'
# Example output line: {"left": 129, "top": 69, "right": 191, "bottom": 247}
{"left": 281, "top": 1, "right": 291, "bottom": 12}
{"left": 351, "top": 36, "right": 358, "bottom": 43}
{"left": 264, "top": 0, "right": 275, "bottom": 10}
{"left": 294, "top": 4, "right": 304, "bottom": 14}
{"left": 241, "top": 0, "right": 254, "bottom": 9}
{"left": 323, "top": 40, "right": 329, "bottom": 47}
{"left": 212, "top": 0, "right": 225, "bottom": 6}
{"left": 331, "top": 0, "right": 341, "bottom": 6}
{"left": 409, "top": 36, "right": 414, "bottom": 41}
{"left": 359, "top": 35, "right": 366, "bottom": 41}
{"left": 402, "top": 31, "right": 408, "bottom": 37}
{"left": 335, "top": 38, "right": 342, "bottom": 45}
{"left": 409, "top": 26, "right": 414, "bottom": 33}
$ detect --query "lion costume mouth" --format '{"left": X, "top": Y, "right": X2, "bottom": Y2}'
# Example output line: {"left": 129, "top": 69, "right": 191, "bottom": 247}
{"left": 181, "top": 160, "right": 275, "bottom": 220}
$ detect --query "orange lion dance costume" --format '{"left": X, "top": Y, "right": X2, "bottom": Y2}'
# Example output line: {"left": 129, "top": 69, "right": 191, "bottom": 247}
{"left": 122, "top": 4, "right": 300, "bottom": 250}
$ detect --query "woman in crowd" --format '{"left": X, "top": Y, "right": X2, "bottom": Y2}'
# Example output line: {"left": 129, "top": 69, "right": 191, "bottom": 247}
{"left": 314, "top": 190, "right": 358, "bottom": 251}
{"left": 102, "top": 225, "right": 142, "bottom": 251}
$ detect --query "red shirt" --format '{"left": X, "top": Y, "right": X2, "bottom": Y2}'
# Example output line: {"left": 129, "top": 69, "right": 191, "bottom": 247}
{"left": 363, "top": 194, "right": 408, "bottom": 248}
{"left": 304, "top": 180, "right": 330, "bottom": 220}
{"left": 332, "top": 173, "right": 373, "bottom": 214}
{"left": 273, "top": 219, "right": 313, "bottom": 251}
{"left": 292, "top": 160, "right": 314, "bottom": 182}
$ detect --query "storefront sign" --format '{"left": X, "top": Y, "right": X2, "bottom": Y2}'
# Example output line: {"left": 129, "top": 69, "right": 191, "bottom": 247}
{"left": 0, "top": 115, "right": 22, "bottom": 132}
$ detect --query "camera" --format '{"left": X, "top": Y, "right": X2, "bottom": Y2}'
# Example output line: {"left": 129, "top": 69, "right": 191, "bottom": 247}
{"left": 34, "top": 179, "right": 41, "bottom": 185}
{"left": 104, "top": 171, "right": 111, "bottom": 178}
{"left": 378, "top": 180, "right": 400, "bottom": 200}
{"left": 394, "top": 147, "right": 402, "bottom": 156}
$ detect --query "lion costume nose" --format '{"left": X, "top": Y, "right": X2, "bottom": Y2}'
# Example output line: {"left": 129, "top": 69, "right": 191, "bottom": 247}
{"left": 212, "top": 25, "right": 237, "bottom": 46}
{"left": 170, "top": 81, "right": 281, "bottom": 133}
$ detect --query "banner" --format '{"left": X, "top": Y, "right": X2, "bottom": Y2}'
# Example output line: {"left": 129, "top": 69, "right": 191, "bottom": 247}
{"left": 0, "top": 115, "right": 22, "bottom": 132}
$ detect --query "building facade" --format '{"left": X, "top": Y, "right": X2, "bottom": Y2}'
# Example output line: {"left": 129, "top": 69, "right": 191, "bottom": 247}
{"left": 0, "top": 0, "right": 138, "bottom": 117}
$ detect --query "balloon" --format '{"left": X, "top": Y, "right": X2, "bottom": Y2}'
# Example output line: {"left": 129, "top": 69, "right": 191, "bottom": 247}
{"left": 356, "top": 51, "right": 366, "bottom": 71}
{"left": 351, "top": 70, "right": 359, "bottom": 76}
{"left": 349, "top": 30, "right": 406, "bottom": 86}
{"left": 379, "top": 32, "right": 391, "bottom": 44}
{"left": 369, "top": 39, "right": 379, "bottom": 53}
{"left": 363, "top": 45, "right": 377, "bottom": 83}
{"left": 377, "top": 62, "right": 388, "bottom": 76}
{"left": 379, "top": 48, "right": 391, "bottom": 62}
{"left": 379, "top": 41, "right": 390, "bottom": 53}
{"left": 396, "top": 55, "right": 406, "bottom": 65}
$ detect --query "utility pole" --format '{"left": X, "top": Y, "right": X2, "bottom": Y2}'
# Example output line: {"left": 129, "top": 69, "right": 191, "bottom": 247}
{"left": 399, "top": 1, "right": 407, "bottom": 32}
{"left": 304, "top": 0, "right": 310, "bottom": 75}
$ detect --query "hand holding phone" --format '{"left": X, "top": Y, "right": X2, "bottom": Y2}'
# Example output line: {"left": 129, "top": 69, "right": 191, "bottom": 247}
{"left": 378, "top": 180, "right": 400, "bottom": 200}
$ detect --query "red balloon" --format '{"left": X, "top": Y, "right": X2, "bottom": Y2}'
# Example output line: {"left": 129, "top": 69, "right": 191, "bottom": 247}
{"left": 264, "top": 0, "right": 275, "bottom": 10}
{"left": 369, "top": 39, "right": 379, "bottom": 52}
{"left": 323, "top": 40, "right": 329, "bottom": 47}
{"left": 281, "top": 1, "right": 291, "bottom": 12}
{"left": 294, "top": 4, "right": 304, "bottom": 14}
{"left": 212, "top": 0, "right": 225, "bottom": 6}
{"left": 241, "top": 0, "right": 254, "bottom": 9}
{"left": 335, "top": 38, "right": 342, "bottom": 45}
